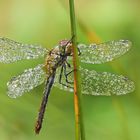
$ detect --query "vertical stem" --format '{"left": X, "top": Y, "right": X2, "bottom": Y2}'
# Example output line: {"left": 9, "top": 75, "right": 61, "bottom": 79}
{"left": 69, "top": 0, "right": 85, "bottom": 140}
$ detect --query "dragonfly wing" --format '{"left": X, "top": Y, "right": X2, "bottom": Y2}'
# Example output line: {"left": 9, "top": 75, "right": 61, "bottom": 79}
{"left": 7, "top": 64, "right": 46, "bottom": 98}
{"left": 0, "top": 37, "right": 48, "bottom": 63}
{"left": 54, "top": 66, "right": 135, "bottom": 96}
{"left": 80, "top": 68, "right": 135, "bottom": 96}
{"left": 78, "top": 40, "right": 132, "bottom": 64}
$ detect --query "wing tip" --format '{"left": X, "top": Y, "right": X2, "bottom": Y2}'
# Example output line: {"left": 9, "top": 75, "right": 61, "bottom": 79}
{"left": 119, "top": 39, "right": 132, "bottom": 49}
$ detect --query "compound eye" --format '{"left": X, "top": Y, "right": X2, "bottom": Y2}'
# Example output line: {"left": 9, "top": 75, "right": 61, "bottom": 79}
{"left": 59, "top": 40, "right": 69, "bottom": 47}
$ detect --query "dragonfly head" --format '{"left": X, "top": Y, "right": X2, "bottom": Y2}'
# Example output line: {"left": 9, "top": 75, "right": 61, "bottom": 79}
{"left": 59, "top": 39, "right": 72, "bottom": 55}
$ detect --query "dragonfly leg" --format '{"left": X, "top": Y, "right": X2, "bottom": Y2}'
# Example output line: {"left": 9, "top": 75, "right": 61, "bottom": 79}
{"left": 66, "top": 69, "right": 75, "bottom": 82}
{"left": 59, "top": 65, "right": 64, "bottom": 84}
{"left": 63, "top": 63, "right": 74, "bottom": 84}
{"left": 66, "top": 60, "right": 71, "bottom": 68}
{"left": 77, "top": 47, "right": 81, "bottom": 56}
{"left": 58, "top": 65, "right": 73, "bottom": 88}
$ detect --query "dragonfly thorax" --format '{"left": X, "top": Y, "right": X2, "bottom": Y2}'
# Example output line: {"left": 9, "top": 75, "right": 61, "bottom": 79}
{"left": 44, "top": 40, "right": 72, "bottom": 76}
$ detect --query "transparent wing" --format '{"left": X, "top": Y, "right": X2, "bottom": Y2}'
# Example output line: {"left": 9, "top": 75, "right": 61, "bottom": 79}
{"left": 7, "top": 64, "right": 46, "bottom": 98}
{"left": 54, "top": 67, "right": 135, "bottom": 96}
{"left": 0, "top": 37, "right": 48, "bottom": 63}
{"left": 78, "top": 40, "right": 132, "bottom": 64}
{"left": 80, "top": 68, "right": 135, "bottom": 96}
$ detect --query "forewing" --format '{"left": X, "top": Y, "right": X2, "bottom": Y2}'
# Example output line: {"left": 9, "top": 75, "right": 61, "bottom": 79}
{"left": 0, "top": 37, "right": 48, "bottom": 63}
{"left": 7, "top": 64, "right": 46, "bottom": 98}
{"left": 78, "top": 40, "right": 132, "bottom": 64}
{"left": 80, "top": 68, "right": 135, "bottom": 96}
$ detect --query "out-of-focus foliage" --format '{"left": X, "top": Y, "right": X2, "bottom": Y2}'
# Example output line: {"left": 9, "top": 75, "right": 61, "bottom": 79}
{"left": 0, "top": 0, "right": 139, "bottom": 140}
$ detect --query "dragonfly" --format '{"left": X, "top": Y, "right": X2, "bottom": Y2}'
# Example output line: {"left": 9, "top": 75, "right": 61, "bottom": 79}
{"left": 0, "top": 37, "right": 135, "bottom": 134}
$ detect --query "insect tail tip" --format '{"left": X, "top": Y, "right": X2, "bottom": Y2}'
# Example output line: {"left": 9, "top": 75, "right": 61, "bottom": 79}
{"left": 35, "top": 121, "right": 42, "bottom": 135}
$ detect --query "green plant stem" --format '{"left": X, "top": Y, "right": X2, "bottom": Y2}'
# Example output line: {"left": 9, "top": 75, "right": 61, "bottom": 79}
{"left": 69, "top": 0, "right": 85, "bottom": 140}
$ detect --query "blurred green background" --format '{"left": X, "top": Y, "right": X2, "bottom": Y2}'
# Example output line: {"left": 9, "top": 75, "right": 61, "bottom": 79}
{"left": 0, "top": 0, "right": 140, "bottom": 140}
